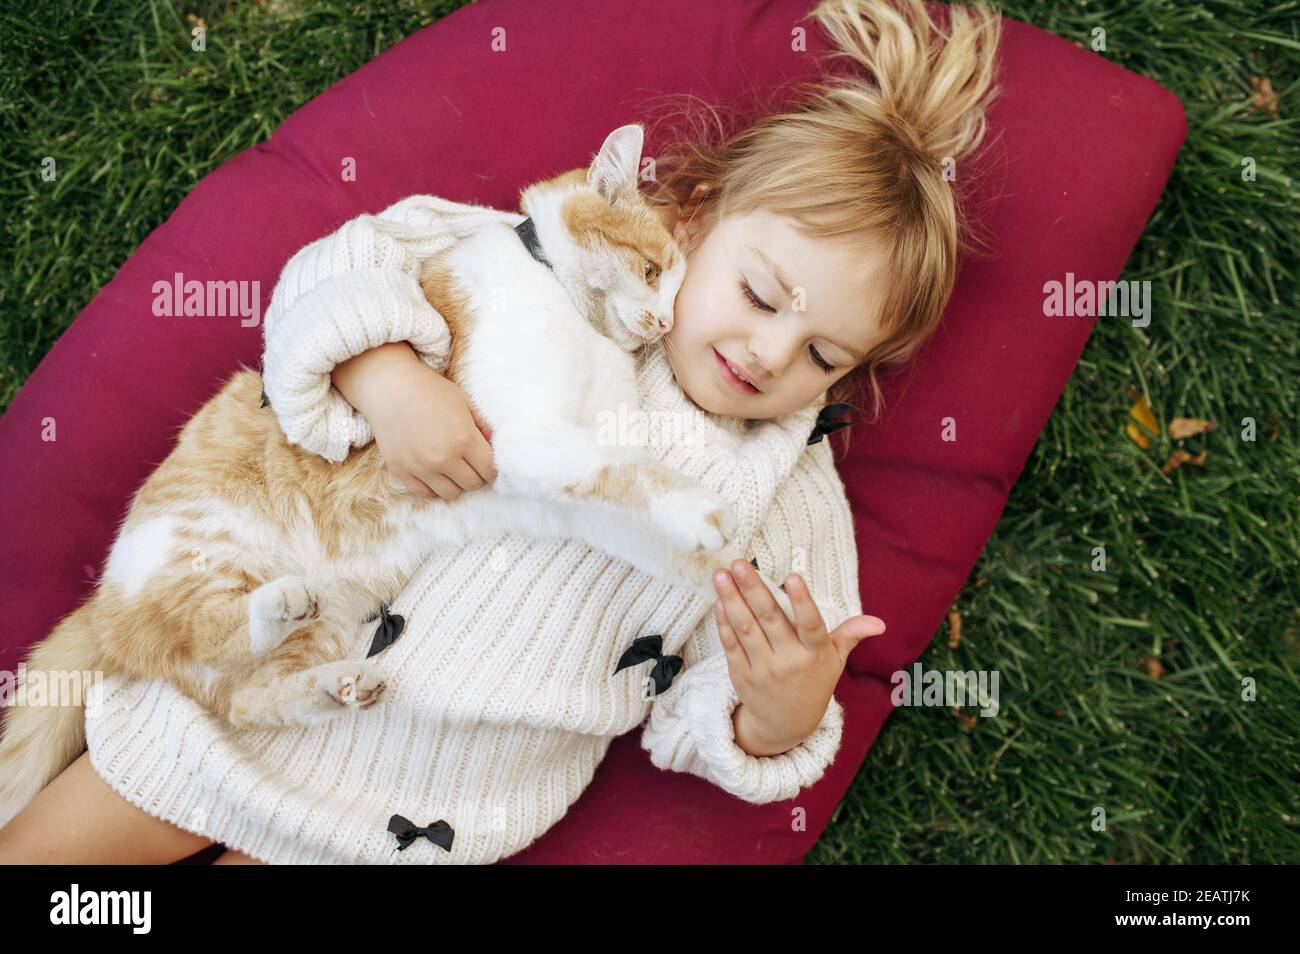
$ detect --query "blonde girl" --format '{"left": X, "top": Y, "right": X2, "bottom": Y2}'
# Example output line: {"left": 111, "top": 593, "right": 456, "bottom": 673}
{"left": 0, "top": 0, "right": 999, "bottom": 864}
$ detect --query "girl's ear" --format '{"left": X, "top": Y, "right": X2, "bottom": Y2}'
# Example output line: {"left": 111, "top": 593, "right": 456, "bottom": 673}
{"left": 673, "top": 182, "right": 714, "bottom": 247}
{"left": 684, "top": 181, "right": 712, "bottom": 214}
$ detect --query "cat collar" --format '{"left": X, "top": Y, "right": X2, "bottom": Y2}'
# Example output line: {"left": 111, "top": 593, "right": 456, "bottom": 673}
{"left": 514, "top": 217, "right": 553, "bottom": 270}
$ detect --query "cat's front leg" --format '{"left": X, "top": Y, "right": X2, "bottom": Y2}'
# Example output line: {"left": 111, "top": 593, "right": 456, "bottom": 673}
{"left": 668, "top": 540, "right": 798, "bottom": 618}
{"left": 493, "top": 423, "right": 737, "bottom": 553}
{"left": 647, "top": 478, "right": 738, "bottom": 554}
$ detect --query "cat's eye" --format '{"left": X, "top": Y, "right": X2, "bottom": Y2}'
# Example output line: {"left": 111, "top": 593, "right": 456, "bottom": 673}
{"left": 644, "top": 260, "right": 659, "bottom": 284}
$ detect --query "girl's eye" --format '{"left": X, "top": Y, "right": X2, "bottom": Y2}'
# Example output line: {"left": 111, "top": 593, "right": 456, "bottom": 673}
{"left": 644, "top": 260, "right": 659, "bottom": 284}
{"left": 739, "top": 279, "right": 776, "bottom": 313}
{"left": 740, "top": 279, "right": 836, "bottom": 374}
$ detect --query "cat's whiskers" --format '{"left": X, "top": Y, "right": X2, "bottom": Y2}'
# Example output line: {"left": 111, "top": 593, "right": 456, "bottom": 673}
{"left": 655, "top": 331, "right": 684, "bottom": 368}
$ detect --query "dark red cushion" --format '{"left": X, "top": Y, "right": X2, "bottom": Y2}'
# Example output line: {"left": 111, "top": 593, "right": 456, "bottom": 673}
{"left": 0, "top": 0, "right": 1184, "bottom": 863}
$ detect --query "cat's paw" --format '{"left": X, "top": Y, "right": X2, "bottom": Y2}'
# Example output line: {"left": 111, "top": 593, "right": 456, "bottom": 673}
{"left": 248, "top": 576, "right": 322, "bottom": 654}
{"left": 673, "top": 541, "right": 741, "bottom": 599}
{"left": 652, "top": 486, "right": 737, "bottom": 554}
{"left": 322, "top": 662, "right": 387, "bottom": 711}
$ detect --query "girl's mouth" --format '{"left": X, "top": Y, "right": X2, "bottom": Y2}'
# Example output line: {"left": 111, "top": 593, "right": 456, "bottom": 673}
{"left": 713, "top": 348, "right": 760, "bottom": 394}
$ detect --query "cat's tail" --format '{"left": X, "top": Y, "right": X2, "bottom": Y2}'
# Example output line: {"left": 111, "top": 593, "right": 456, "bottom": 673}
{"left": 0, "top": 601, "right": 108, "bottom": 831}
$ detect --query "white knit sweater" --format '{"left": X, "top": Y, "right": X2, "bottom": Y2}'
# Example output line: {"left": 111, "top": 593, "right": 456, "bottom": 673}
{"left": 82, "top": 194, "right": 864, "bottom": 865}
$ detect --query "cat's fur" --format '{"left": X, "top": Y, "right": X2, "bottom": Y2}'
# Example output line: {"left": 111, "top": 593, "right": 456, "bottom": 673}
{"left": 0, "top": 124, "right": 767, "bottom": 827}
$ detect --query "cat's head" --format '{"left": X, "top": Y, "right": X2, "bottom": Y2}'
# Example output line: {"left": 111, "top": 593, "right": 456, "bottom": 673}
{"left": 518, "top": 124, "right": 685, "bottom": 353}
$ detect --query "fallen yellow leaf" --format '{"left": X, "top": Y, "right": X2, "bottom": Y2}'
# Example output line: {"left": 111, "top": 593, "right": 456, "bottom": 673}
{"left": 1125, "top": 394, "right": 1159, "bottom": 449}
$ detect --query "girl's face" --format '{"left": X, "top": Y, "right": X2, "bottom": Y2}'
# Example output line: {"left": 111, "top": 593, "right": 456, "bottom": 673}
{"left": 665, "top": 206, "right": 890, "bottom": 421}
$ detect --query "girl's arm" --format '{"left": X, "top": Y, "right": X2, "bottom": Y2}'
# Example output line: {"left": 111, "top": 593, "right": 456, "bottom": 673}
{"left": 260, "top": 194, "right": 518, "bottom": 463}
{"left": 330, "top": 341, "right": 496, "bottom": 500}
{"left": 639, "top": 440, "right": 866, "bottom": 804}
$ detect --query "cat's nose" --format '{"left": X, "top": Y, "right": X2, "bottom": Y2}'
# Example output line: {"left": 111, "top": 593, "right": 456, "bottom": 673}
{"left": 649, "top": 312, "right": 672, "bottom": 333}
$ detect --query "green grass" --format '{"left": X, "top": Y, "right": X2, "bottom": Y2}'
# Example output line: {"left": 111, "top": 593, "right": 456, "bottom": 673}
{"left": 2, "top": 0, "right": 1296, "bottom": 864}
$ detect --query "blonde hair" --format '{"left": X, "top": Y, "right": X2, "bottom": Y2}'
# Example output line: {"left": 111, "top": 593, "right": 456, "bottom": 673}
{"left": 643, "top": 0, "right": 1002, "bottom": 441}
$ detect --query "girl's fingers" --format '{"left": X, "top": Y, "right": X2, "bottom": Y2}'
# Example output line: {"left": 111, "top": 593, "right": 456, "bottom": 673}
{"left": 442, "top": 456, "right": 487, "bottom": 493}
{"left": 712, "top": 599, "right": 752, "bottom": 677}
{"left": 419, "top": 471, "right": 464, "bottom": 501}
{"left": 783, "top": 572, "right": 829, "bottom": 645}
{"left": 712, "top": 568, "right": 773, "bottom": 659}
{"left": 468, "top": 437, "right": 497, "bottom": 484}
{"left": 729, "top": 560, "right": 801, "bottom": 650}
{"left": 396, "top": 469, "right": 439, "bottom": 500}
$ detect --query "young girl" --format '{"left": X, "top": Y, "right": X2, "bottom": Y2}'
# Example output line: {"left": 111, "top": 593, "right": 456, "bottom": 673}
{"left": 0, "top": 0, "right": 999, "bottom": 864}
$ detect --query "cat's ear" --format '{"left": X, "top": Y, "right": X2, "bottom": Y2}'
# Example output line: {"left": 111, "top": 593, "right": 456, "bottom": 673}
{"left": 587, "top": 124, "right": 644, "bottom": 206}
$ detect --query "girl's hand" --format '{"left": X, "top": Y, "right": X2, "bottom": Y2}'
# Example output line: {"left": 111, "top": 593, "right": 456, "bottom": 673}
{"left": 332, "top": 341, "right": 496, "bottom": 501}
{"left": 711, "top": 559, "right": 886, "bottom": 756}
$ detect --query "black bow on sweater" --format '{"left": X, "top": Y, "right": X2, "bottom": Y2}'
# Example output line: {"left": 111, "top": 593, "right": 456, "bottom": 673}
{"left": 366, "top": 604, "right": 406, "bottom": 658}
{"left": 807, "top": 402, "right": 857, "bottom": 445}
{"left": 387, "top": 814, "right": 454, "bottom": 853}
{"left": 613, "top": 634, "right": 683, "bottom": 696}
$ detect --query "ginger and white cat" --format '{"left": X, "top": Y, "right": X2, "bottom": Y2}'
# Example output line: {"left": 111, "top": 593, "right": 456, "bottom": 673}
{"left": 0, "top": 124, "right": 769, "bottom": 825}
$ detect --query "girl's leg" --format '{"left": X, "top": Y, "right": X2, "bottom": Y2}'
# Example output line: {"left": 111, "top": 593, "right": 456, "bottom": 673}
{"left": 212, "top": 848, "right": 265, "bottom": 864}
{"left": 0, "top": 750, "right": 215, "bottom": 864}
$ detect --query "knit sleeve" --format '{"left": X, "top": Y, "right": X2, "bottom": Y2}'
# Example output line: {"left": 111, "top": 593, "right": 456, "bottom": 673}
{"left": 638, "top": 439, "right": 862, "bottom": 804}
{"left": 260, "top": 198, "right": 457, "bottom": 463}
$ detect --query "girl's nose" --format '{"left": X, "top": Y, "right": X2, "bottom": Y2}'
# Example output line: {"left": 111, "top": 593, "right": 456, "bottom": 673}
{"left": 747, "top": 330, "right": 799, "bottom": 378}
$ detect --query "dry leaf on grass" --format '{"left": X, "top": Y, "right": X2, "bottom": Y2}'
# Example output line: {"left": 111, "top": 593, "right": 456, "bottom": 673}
{"left": 947, "top": 607, "right": 962, "bottom": 649}
{"left": 1125, "top": 393, "right": 1159, "bottom": 449}
{"left": 956, "top": 710, "right": 977, "bottom": 730}
{"left": 1169, "top": 417, "right": 1214, "bottom": 440}
{"left": 1246, "top": 76, "right": 1280, "bottom": 119}
{"left": 1161, "top": 448, "right": 1208, "bottom": 474}
{"left": 1144, "top": 655, "right": 1166, "bottom": 679}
